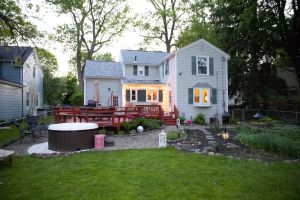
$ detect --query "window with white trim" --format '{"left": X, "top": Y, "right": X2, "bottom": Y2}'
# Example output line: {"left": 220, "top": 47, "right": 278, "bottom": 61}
{"left": 138, "top": 66, "right": 144, "bottom": 76}
{"left": 147, "top": 90, "right": 158, "bottom": 102}
{"left": 193, "top": 88, "right": 210, "bottom": 105}
{"left": 131, "top": 90, "right": 137, "bottom": 102}
{"left": 197, "top": 56, "right": 209, "bottom": 75}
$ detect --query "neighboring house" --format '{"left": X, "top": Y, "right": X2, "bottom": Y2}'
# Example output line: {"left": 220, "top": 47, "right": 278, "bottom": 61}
{"left": 0, "top": 46, "right": 43, "bottom": 121}
{"left": 276, "top": 67, "right": 299, "bottom": 97}
{"left": 84, "top": 39, "right": 229, "bottom": 123}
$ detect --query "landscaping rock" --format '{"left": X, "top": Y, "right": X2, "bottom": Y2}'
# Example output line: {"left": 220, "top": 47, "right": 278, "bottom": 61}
{"left": 208, "top": 152, "right": 215, "bottom": 156}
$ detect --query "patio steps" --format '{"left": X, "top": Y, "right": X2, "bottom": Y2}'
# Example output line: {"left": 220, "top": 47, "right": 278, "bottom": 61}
{"left": 163, "top": 116, "right": 177, "bottom": 126}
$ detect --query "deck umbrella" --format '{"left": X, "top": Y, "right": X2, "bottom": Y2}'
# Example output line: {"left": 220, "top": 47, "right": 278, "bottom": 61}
{"left": 93, "top": 80, "right": 100, "bottom": 107}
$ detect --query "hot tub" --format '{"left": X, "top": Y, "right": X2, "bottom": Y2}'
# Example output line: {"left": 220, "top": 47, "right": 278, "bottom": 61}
{"left": 48, "top": 123, "right": 98, "bottom": 151}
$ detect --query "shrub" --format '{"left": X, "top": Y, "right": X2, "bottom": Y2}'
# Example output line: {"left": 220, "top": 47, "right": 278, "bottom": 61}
{"left": 69, "top": 90, "right": 83, "bottom": 106}
{"left": 193, "top": 113, "right": 205, "bottom": 125}
{"left": 179, "top": 116, "right": 186, "bottom": 124}
{"left": 121, "top": 118, "right": 161, "bottom": 133}
{"left": 261, "top": 116, "right": 276, "bottom": 127}
{"left": 235, "top": 126, "right": 300, "bottom": 158}
{"left": 167, "top": 131, "right": 186, "bottom": 140}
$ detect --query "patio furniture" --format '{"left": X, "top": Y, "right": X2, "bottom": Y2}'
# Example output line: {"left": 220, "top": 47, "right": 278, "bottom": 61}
{"left": 14, "top": 116, "right": 48, "bottom": 143}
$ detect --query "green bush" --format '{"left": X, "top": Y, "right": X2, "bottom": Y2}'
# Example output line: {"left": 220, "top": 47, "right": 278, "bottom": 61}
{"left": 121, "top": 118, "right": 162, "bottom": 133}
{"left": 167, "top": 131, "right": 187, "bottom": 140}
{"left": 69, "top": 90, "right": 83, "bottom": 106}
{"left": 261, "top": 116, "right": 276, "bottom": 127}
{"left": 193, "top": 113, "right": 205, "bottom": 125}
{"left": 179, "top": 116, "right": 186, "bottom": 123}
{"left": 235, "top": 126, "right": 300, "bottom": 158}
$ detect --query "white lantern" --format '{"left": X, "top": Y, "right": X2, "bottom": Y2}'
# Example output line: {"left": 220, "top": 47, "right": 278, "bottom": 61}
{"left": 137, "top": 126, "right": 144, "bottom": 133}
{"left": 159, "top": 130, "right": 167, "bottom": 148}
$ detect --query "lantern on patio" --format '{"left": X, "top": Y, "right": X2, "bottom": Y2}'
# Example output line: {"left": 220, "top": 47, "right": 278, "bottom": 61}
{"left": 222, "top": 111, "right": 231, "bottom": 146}
{"left": 159, "top": 130, "right": 167, "bottom": 148}
{"left": 253, "top": 112, "right": 263, "bottom": 130}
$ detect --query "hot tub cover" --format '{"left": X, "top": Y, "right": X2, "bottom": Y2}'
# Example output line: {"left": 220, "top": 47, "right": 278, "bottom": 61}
{"left": 48, "top": 123, "right": 98, "bottom": 131}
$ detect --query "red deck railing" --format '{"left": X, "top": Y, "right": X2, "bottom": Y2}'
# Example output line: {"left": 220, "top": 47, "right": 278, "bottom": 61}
{"left": 53, "top": 105, "right": 165, "bottom": 130}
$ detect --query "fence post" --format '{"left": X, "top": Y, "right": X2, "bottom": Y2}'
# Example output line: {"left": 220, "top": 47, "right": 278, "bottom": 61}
{"left": 242, "top": 109, "right": 245, "bottom": 121}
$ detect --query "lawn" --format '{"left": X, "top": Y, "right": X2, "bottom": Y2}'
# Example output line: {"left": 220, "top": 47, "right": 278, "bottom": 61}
{"left": 1, "top": 148, "right": 299, "bottom": 200}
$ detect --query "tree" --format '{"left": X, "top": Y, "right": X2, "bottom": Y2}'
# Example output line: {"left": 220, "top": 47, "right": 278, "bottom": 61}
{"left": 48, "top": 0, "right": 129, "bottom": 89}
{"left": 93, "top": 52, "right": 114, "bottom": 61}
{"left": 62, "top": 73, "right": 78, "bottom": 105}
{"left": 37, "top": 48, "right": 65, "bottom": 107}
{"left": 0, "top": 0, "right": 38, "bottom": 44}
{"left": 271, "top": 0, "right": 300, "bottom": 85}
{"left": 176, "top": 0, "right": 219, "bottom": 48}
{"left": 137, "top": 0, "right": 189, "bottom": 52}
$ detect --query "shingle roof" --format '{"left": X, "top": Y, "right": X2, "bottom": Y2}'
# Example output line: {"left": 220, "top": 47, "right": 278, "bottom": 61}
{"left": 120, "top": 50, "right": 169, "bottom": 65}
{"left": 0, "top": 46, "right": 33, "bottom": 64}
{"left": 124, "top": 79, "right": 164, "bottom": 84}
{"left": 84, "top": 60, "right": 123, "bottom": 78}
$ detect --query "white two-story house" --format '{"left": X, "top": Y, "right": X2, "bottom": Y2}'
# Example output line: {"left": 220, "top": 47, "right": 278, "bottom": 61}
{"left": 84, "top": 39, "right": 229, "bottom": 123}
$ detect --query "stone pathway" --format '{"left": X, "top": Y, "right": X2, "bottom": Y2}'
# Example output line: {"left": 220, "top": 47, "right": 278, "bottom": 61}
{"left": 180, "top": 125, "right": 217, "bottom": 155}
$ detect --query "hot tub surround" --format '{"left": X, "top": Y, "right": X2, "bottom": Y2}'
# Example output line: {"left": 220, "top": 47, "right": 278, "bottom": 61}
{"left": 48, "top": 123, "right": 98, "bottom": 151}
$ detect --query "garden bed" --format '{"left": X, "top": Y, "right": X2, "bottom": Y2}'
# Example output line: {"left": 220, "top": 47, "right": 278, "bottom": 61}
{"left": 209, "top": 124, "right": 300, "bottom": 162}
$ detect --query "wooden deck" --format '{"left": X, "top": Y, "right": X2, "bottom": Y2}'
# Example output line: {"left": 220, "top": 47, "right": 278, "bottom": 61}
{"left": 53, "top": 105, "right": 172, "bottom": 130}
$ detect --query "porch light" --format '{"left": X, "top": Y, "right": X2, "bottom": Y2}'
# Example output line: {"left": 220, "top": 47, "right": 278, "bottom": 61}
{"left": 253, "top": 112, "right": 263, "bottom": 130}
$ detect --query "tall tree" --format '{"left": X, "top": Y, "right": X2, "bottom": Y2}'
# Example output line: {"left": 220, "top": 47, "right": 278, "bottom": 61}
{"left": 176, "top": 0, "right": 219, "bottom": 48}
{"left": 137, "top": 0, "right": 189, "bottom": 52}
{"left": 37, "top": 48, "right": 65, "bottom": 107}
{"left": 0, "top": 0, "right": 38, "bottom": 44}
{"left": 93, "top": 52, "right": 114, "bottom": 61}
{"left": 48, "top": 0, "right": 129, "bottom": 89}
{"left": 272, "top": 0, "right": 300, "bottom": 85}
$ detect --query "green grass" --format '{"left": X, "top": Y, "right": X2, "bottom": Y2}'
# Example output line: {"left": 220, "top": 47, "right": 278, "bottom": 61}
{"left": 167, "top": 130, "right": 187, "bottom": 140}
{"left": 1, "top": 148, "right": 299, "bottom": 200}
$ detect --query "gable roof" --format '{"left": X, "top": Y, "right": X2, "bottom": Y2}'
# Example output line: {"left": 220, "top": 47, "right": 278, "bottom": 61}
{"left": 0, "top": 46, "right": 33, "bottom": 64}
{"left": 84, "top": 60, "right": 123, "bottom": 79}
{"left": 120, "top": 50, "right": 169, "bottom": 65}
{"left": 164, "top": 39, "right": 230, "bottom": 60}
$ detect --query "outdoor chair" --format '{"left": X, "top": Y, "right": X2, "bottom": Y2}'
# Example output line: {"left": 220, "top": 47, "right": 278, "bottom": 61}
{"left": 14, "top": 116, "right": 48, "bottom": 143}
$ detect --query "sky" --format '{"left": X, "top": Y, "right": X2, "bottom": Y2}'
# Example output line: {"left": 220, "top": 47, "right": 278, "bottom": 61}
{"left": 28, "top": 0, "right": 165, "bottom": 76}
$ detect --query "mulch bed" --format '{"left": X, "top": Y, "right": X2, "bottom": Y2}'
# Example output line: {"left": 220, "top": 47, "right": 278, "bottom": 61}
{"left": 168, "top": 129, "right": 208, "bottom": 152}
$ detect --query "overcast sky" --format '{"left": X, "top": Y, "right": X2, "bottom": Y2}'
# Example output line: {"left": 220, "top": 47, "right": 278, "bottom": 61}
{"left": 28, "top": 0, "right": 165, "bottom": 75}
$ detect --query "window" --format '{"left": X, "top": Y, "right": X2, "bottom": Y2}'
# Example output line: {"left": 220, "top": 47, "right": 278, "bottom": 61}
{"left": 194, "top": 88, "right": 200, "bottom": 103}
{"left": 131, "top": 90, "right": 137, "bottom": 102}
{"left": 197, "top": 56, "right": 209, "bottom": 75}
{"left": 138, "top": 66, "right": 144, "bottom": 76}
{"left": 26, "top": 92, "right": 30, "bottom": 107}
{"left": 147, "top": 90, "right": 158, "bottom": 102}
{"left": 33, "top": 66, "right": 36, "bottom": 77}
{"left": 164, "top": 61, "right": 169, "bottom": 76}
{"left": 194, "top": 88, "right": 210, "bottom": 105}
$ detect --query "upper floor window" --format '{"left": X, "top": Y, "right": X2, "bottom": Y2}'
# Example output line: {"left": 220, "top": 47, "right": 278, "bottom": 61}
{"left": 164, "top": 60, "right": 169, "bottom": 76}
{"left": 138, "top": 66, "right": 144, "bottom": 76}
{"left": 197, "top": 56, "right": 209, "bottom": 75}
